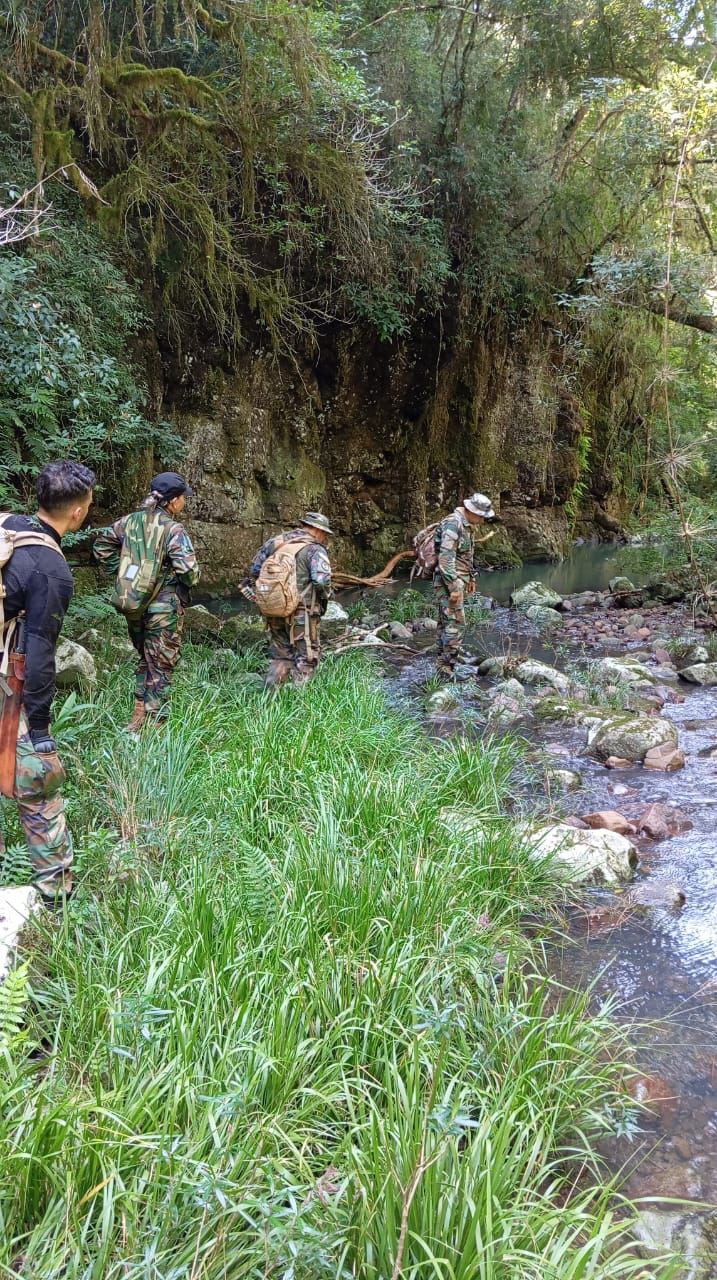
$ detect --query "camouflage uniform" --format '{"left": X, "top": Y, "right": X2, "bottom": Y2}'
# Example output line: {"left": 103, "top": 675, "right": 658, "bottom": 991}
{"left": 94, "top": 505, "right": 200, "bottom": 718}
{"left": 0, "top": 708, "right": 73, "bottom": 898}
{"left": 433, "top": 508, "right": 475, "bottom": 668}
{"left": 251, "top": 529, "right": 332, "bottom": 687}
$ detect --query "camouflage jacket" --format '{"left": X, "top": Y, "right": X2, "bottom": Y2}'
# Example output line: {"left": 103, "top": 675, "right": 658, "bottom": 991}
{"left": 251, "top": 528, "right": 332, "bottom": 613}
{"left": 93, "top": 501, "right": 200, "bottom": 604}
{"left": 435, "top": 508, "right": 475, "bottom": 587}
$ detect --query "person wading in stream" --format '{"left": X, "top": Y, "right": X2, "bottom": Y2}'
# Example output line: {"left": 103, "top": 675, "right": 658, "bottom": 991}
{"left": 251, "top": 513, "right": 333, "bottom": 688}
{"left": 434, "top": 492, "right": 496, "bottom": 674}
{"left": 0, "top": 461, "right": 95, "bottom": 906}
{"left": 93, "top": 473, "right": 200, "bottom": 732}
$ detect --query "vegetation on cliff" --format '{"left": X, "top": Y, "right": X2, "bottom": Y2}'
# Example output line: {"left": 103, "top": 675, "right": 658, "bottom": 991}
{"left": 0, "top": 0, "right": 715, "bottom": 521}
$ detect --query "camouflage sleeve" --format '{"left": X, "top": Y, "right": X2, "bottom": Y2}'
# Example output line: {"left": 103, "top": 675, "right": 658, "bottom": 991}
{"left": 308, "top": 544, "right": 332, "bottom": 600}
{"left": 250, "top": 536, "right": 278, "bottom": 581}
{"left": 92, "top": 517, "right": 128, "bottom": 574}
{"left": 437, "top": 521, "right": 459, "bottom": 586}
{"left": 166, "top": 523, "right": 200, "bottom": 587}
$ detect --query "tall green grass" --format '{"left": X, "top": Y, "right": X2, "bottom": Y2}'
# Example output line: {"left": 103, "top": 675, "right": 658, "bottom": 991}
{"left": 0, "top": 653, "right": 673, "bottom": 1277}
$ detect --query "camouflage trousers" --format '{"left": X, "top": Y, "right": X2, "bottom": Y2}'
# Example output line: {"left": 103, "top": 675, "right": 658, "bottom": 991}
{"left": 434, "top": 575, "right": 469, "bottom": 668}
{"left": 0, "top": 708, "right": 73, "bottom": 899}
{"left": 127, "top": 593, "right": 184, "bottom": 717}
{"left": 265, "top": 608, "right": 321, "bottom": 688}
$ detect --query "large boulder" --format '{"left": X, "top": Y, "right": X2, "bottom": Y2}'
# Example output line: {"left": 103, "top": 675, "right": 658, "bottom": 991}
{"left": 525, "top": 822, "right": 638, "bottom": 886}
{"left": 608, "top": 576, "right": 644, "bottom": 608}
{"left": 79, "top": 627, "right": 135, "bottom": 664}
{"left": 510, "top": 581, "right": 563, "bottom": 612}
{"left": 586, "top": 714, "right": 678, "bottom": 763}
{"left": 678, "top": 662, "right": 717, "bottom": 686}
{"left": 525, "top": 604, "right": 563, "bottom": 630}
{"left": 515, "top": 659, "right": 571, "bottom": 695}
{"left": 595, "top": 656, "right": 656, "bottom": 688}
{"left": 183, "top": 605, "right": 225, "bottom": 642}
{"left": 55, "top": 639, "right": 97, "bottom": 687}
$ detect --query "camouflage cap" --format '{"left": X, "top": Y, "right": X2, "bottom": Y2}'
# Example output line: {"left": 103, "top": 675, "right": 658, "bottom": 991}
{"left": 463, "top": 492, "right": 496, "bottom": 519}
{"left": 301, "top": 511, "right": 333, "bottom": 535}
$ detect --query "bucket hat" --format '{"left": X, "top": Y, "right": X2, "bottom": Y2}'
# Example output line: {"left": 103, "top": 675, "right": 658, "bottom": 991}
{"left": 463, "top": 492, "right": 496, "bottom": 519}
{"left": 301, "top": 511, "right": 333, "bottom": 535}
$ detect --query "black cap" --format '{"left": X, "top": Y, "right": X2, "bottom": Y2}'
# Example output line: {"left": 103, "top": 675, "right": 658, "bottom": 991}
{"left": 150, "top": 472, "right": 193, "bottom": 500}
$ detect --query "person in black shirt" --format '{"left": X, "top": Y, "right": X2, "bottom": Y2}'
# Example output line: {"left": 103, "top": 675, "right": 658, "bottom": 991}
{"left": 0, "top": 461, "right": 95, "bottom": 904}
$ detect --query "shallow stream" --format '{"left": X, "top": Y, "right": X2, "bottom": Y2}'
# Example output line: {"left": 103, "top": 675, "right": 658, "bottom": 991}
{"left": 370, "top": 546, "right": 717, "bottom": 1271}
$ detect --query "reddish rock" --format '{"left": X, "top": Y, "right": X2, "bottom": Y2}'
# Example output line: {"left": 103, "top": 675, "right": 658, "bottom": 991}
{"left": 563, "top": 816, "right": 589, "bottom": 829}
{"left": 581, "top": 809, "right": 636, "bottom": 835}
{"left": 654, "top": 647, "right": 674, "bottom": 666}
{"left": 629, "top": 1073, "right": 680, "bottom": 1124}
{"left": 605, "top": 756, "right": 634, "bottom": 769}
{"left": 644, "top": 743, "right": 686, "bottom": 772}
{"left": 638, "top": 802, "right": 692, "bottom": 839}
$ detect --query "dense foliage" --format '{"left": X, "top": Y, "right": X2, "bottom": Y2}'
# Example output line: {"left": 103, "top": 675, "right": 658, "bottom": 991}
{"left": 0, "top": 0, "right": 715, "bottom": 512}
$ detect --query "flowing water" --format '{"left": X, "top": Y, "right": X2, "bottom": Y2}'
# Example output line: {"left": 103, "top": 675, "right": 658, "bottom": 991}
{"left": 371, "top": 548, "right": 717, "bottom": 1271}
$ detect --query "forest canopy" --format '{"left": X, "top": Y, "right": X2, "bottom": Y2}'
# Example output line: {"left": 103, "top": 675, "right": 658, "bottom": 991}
{"left": 0, "top": 0, "right": 715, "bottom": 509}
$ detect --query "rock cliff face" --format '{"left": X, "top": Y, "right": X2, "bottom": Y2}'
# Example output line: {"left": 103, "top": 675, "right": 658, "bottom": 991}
{"left": 172, "top": 320, "right": 623, "bottom": 591}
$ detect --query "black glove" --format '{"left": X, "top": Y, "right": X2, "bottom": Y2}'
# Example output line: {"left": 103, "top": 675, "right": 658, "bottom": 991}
{"left": 30, "top": 732, "right": 56, "bottom": 754}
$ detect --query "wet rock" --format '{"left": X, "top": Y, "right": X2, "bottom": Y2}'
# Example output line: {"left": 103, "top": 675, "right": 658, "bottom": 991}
{"left": 488, "top": 677, "right": 526, "bottom": 703}
{"left": 644, "top": 742, "right": 686, "bottom": 772}
{"left": 653, "top": 646, "right": 675, "bottom": 666}
{"left": 587, "top": 714, "right": 678, "bottom": 764}
{"left": 595, "top": 655, "right": 656, "bottom": 687}
{"left": 525, "top": 604, "right": 563, "bottom": 630}
{"left": 675, "top": 642, "right": 709, "bottom": 668}
{"left": 477, "top": 655, "right": 509, "bottom": 678}
{"left": 428, "top": 687, "right": 461, "bottom": 713}
{"left": 581, "top": 810, "right": 636, "bottom": 835}
{"left": 608, "top": 576, "right": 644, "bottom": 608}
{"left": 629, "top": 1073, "right": 680, "bottom": 1123}
{"left": 563, "top": 815, "right": 589, "bottom": 829}
{"left": 605, "top": 756, "right": 633, "bottom": 769}
{"left": 627, "top": 882, "right": 686, "bottom": 909}
{"left": 55, "top": 639, "right": 97, "bottom": 687}
{"left": 413, "top": 616, "right": 437, "bottom": 632}
{"left": 526, "top": 822, "right": 638, "bottom": 886}
{"left": 546, "top": 767, "right": 583, "bottom": 793}
{"left": 389, "top": 621, "right": 413, "bottom": 641}
{"left": 638, "top": 802, "right": 692, "bottom": 839}
{"left": 646, "top": 578, "right": 685, "bottom": 604}
{"left": 510, "top": 581, "right": 563, "bottom": 612}
{"left": 678, "top": 661, "right": 717, "bottom": 686}
{"left": 487, "top": 694, "right": 528, "bottom": 726}
{"left": 452, "top": 662, "right": 480, "bottom": 681}
{"left": 515, "top": 658, "right": 571, "bottom": 695}
{"left": 532, "top": 696, "right": 579, "bottom": 724}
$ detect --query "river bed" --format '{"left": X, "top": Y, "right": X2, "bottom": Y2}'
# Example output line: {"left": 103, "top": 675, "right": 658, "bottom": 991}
{"left": 366, "top": 554, "right": 717, "bottom": 1273}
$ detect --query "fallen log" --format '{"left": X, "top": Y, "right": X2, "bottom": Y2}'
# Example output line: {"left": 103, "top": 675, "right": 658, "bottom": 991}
{"left": 333, "top": 548, "right": 415, "bottom": 588}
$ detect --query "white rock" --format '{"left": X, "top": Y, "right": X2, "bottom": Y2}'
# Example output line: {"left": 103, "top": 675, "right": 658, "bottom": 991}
{"left": 547, "top": 767, "right": 583, "bottom": 792}
{"left": 487, "top": 677, "right": 526, "bottom": 702}
{"left": 323, "top": 601, "right": 349, "bottom": 623}
{"left": 587, "top": 714, "right": 678, "bottom": 763}
{"left": 477, "top": 655, "right": 509, "bottom": 678}
{"left": 525, "top": 823, "right": 638, "bottom": 886}
{"left": 525, "top": 604, "right": 563, "bottom": 629}
{"left": 55, "top": 639, "right": 97, "bottom": 687}
{"left": 515, "top": 659, "right": 572, "bottom": 695}
{"left": 428, "top": 688, "right": 461, "bottom": 713}
{"left": 510, "top": 581, "right": 563, "bottom": 611}
{"left": 679, "top": 662, "right": 717, "bottom": 686}
{"left": 596, "top": 656, "right": 656, "bottom": 687}
{"left": 0, "top": 886, "right": 40, "bottom": 981}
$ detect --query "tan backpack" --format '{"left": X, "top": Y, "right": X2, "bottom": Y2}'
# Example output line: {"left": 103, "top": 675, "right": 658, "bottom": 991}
{"left": 255, "top": 535, "right": 313, "bottom": 618}
{"left": 410, "top": 522, "right": 440, "bottom": 580}
{"left": 0, "top": 514, "right": 65, "bottom": 673}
